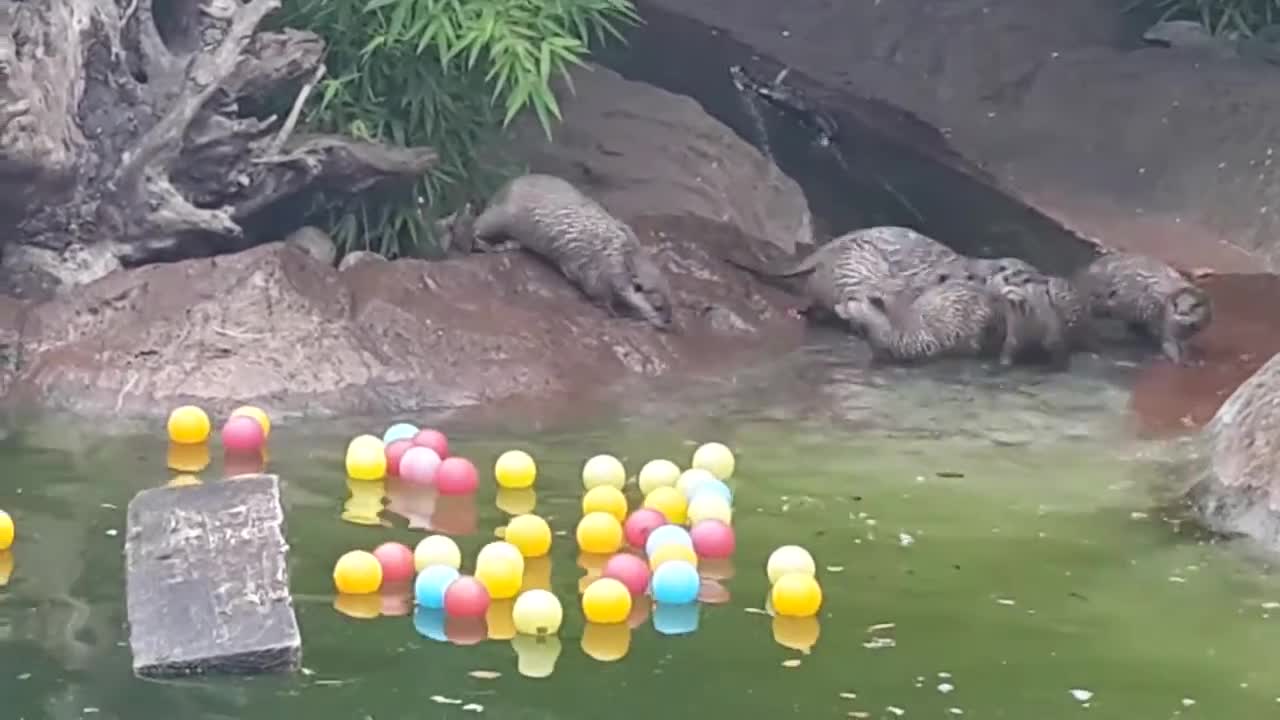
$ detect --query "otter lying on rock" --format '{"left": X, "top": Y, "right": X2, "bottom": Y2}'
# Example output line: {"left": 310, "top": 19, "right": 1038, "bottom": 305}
{"left": 465, "top": 173, "right": 674, "bottom": 330}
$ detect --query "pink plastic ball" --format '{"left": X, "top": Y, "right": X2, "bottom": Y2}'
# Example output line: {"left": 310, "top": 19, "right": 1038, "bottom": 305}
{"left": 435, "top": 456, "right": 478, "bottom": 495}
{"left": 220, "top": 415, "right": 265, "bottom": 453}
{"left": 373, "top": 541, "right": 416, "bottom": 584}
{"left": 624, "top": 508, "right": 668, "bottom": 549}
{"left": 412, "top": 429, "right": 450, "bottom": 459}
{"left": 385, "top": 439, "right": 414, "bottom": 476}
{"left": 690, "top": 519, "right": 736, "bottom": 558}
{"left": 443, "top": 575, "right": 490, "bottom": 618}
{"left": 400, "top": 446, "right": 442, "bottom": 486}
{"left": 602, "top": 552, "right": 652, "bottom": 596}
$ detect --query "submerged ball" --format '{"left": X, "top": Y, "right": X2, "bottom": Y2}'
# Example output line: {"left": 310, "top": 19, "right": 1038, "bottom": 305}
{"left": 505, "top": 514, "right": 552, "bottom": 558}
{"left": 690, "top": 519, "right": 736, "bottom": 558}
{"left": 650, "top": 560, "right": 700, "bottom": 605}
{"left": 221, "top": 414, "right": 265, "bottom": 453}
{"left": 230, "top": 405, "right": 271, "bottom": 438}
{"left": 766, "top": 545, "right": 816, "bottom": 585}
{"left": 383, "top": 422, "right": 420, "bottom": 446}
{"left": 373, "top": 541, "right": 416, "bottom": 584}
{"left": 412, "top": 428, "right": 450, "bottom": 458}
{"left": 495, "top": 450, "right": 537, "bottom": 489}
{"left": 623, "top": 508, "right": 667, "bottom": 549}
{"left": 677, "top": 468, "right": 717, "bottom": 500}
{"left": 512, "top": 589, "right": 564, "bottom": 635}
{"left": 167, "top": 405, "right": 210, "bottom": 445}
{"left": 691, "top": 441, "right": 735, "bottom": 479}
{"left": 643, "top": 486, "right": 688, "bottom": 524}
{"left": 582, "top": 578, "right": 633, "bottom": 624}
{"left": 602, "top": 552, "right": 651, "bottom": 595}
{"left": 400, "top": 446, "right": 442, "bottom": 486}
{"left": 582, "top": 454, "right": 626, "bottom": 490}
{"left": 771, "top": 572, "right": 823, "bottom": 617}
{"left": 644, "top": 523, "right": 693, "bottom": 558}
{"left": 582, "top": 485, "right": 628, "bottom": 523}
{"left": 436, "top": 456, "right": 479, "bottom": 495}
{"left": 415, "top": 564, "right": 460, "bottom": 609}
{"left": 333, "top": 550, "right": 383, "bottom": 595}
{"left": 576, "top": 512, "right": 623, "bottom": 555}
{"left": 345, "top": 435, "right": 387, "bottom": 480}
{"left": 0, "top": 510, "right": 13, "bottom": 550}
{"left": 637, "top": 458, "right": 681, "bottom": 495}
{"left": 414, "top": 534, "right": 462, "bottom": 572}
{"left": 687, "top": 493, "right": 732, "bottom": 526}
{"left": 443, "top": 575, "right": 491, "bottom": 618}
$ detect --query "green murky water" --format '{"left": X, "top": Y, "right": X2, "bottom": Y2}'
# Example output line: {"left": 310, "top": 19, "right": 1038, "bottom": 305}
{"left": 2, "top": 348, "right": 1280, "bottom": 720}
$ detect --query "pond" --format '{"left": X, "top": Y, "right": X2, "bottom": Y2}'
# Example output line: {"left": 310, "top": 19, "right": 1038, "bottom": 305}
{"left": 2, "top": 344, "right": 1280, "bottom": 720}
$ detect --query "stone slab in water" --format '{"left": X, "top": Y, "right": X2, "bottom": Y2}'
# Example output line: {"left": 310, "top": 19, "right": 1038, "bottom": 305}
{"left": 124, "top": 474, "right": 302, "bottom": 678}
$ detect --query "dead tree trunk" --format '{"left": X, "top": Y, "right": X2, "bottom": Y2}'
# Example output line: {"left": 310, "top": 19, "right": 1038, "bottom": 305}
{"left": 0, "top": 0, "right": 437, "bottom": 296}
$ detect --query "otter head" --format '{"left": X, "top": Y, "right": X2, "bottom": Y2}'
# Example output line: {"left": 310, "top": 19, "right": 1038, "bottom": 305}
{"left": 625, "top": 252, "right": 674, "bottom": 330}
{"left": 1165, "top": 285, "right": 1212, "bottom": 340}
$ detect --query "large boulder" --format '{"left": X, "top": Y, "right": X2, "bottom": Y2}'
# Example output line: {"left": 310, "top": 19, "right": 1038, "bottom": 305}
{"left": 1183, "top": 350, "right": 1280, "bottom": 552}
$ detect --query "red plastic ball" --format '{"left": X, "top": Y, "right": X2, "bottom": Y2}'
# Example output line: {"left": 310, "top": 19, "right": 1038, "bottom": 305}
{"left": 623, "top": 508, "right": 667, "bottom": 549}
{"left": 690, "top": 519, "right": 736, "bottom": 558}
{"left": 412, "top": 428, "right": 449, "bottom": 459}
{"left": 385, "top": 439, "right": 414, "bottom": 476}
{"left": 602, "top": 552, "right": 652, "bottom": 596}
{"left": 435, "top": 456, "right": 478, "bottom": 495}
{"left": 443, "top": 575, "right": 490, "bottom": 618}
{"left": 372, "top": 541, "right": 416, "bottom": 584}
{"left": 221, "top": 415, "right": 265, "bottom": 453}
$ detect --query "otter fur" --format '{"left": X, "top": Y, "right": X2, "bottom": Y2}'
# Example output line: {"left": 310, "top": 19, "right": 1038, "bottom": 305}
{"left": 470, "top": 174, "right": 673, "bottom": 329}
{"left": 1072, "top": 250, "right": 1212, "bottom": 363}
{"left": 836, "top": 279, "right": 1010, "bottom": 363}
{"left": 975, "top": 259, "right": 1087, "bottom": 367}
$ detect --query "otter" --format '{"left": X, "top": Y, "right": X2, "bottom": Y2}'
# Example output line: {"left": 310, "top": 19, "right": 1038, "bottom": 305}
{"left": 468, "top": 173, "right": 674, "bottom": 330}
{"left": 836, "top": 279, "right": 1011, "bottom": 363}
{"left": 1073, "top": 250, "right": 1212, "bottom": 363}
{"left": 975, "top": 260, "right": 1087, "bottom": 367}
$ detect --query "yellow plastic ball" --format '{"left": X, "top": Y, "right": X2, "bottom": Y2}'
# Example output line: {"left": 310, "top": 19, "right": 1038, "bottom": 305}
{"left": 0, "top": 510, "right": 13, "bottom": 551}
{"left": 512, "top": 589, "right": 564, "bottom": 635}
{"left": 575, "top": 512, "right": 623, "bottom": 554}
{"left": 477, "top": 541, "right": 526, "bottom": 576}
{"left": 676, "top": 467, "right": 717, "bottom": 499}
{"left": 687, "top": 493, "right": 733, "bottom": 526}
{"left": 345, "top": 434, "right": 387, "bottom": 480}
{"left": 506, "top": 514, "right": 552, "bottom": 558}
{"left": 582, "top": 485, "right": 628, "bottom": 523}
{"left": 582, "top": 577, "right": 633, "bottom": 624}
{"left": 413, "top": 534, "right": 462, "bottom": 572}
{"left": 581, "top": 454, "right": 626, "bottom": 490}
{"left": 166, "top": 405, "right": 211, "bottom": 445}
{"left": 643, "top": 486, "right": 688, "bottom": 525}
{"left": 230, "top": 405, "right": 271, "bottom": 438}
{"left": 637, "top": 458, "right": 681, "bottom": 495}
{"left": 648, "top": 542, "right": 698, "bottom": 571}
{"left": 692, "top": 441, "right": 735, "bottom": 479}
{"left": 771, "top": 572, "right": 823, "bottom": 617}
{"left": 495, "top": 450, "right": 537, "bottom": 489}
{"left": 476, "top": 555, "right": 523, "bottom": 600}
{"left": 333, "top": 550, "right": 383, "bottom": 594}
{"left": 766, "top": 545, "right": 816, "bottom": 585}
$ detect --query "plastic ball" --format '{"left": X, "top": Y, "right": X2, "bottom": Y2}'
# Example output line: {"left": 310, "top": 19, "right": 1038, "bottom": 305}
{"left": 475, "top": 556, "right": 523, "bottom": 600}
{"left": 690, "top": 519, "right": 736, "bottom": 558}
{"left": 582, "top": 578, "right": 633, "bottom": 624}
{"left": 345, "top": 435, "right": 387, "bottom": 481}
{"left": 512, "top": 589, "right": 564, "bottom": 635}
{"left": 230, "top": 405, "right": 271, "bottom": 438}
{"left": 692, "top": 441, "right": 735, "bottom": 479}
{"left": 400, "top": 446, "right": 442, "bottom": 486}
{"left": 602, "top": 552, "right": 651, "bottom": 596}
{"left": 373, "top": 541, "right": 416, "bottom": 584}
{"left": 643, "top": 486, "right": 688, "bottom": 524}
{"left": 638, "top": 458, "right": 681, "bottom": 495}
{"left": 687, "top": 493, "right": 733, "bottom": 526}
{"left": 494, "top": 449, "right": 537, "bottom": 489}
{"left": 413, "top": 534, "right": 462, "bottom": 572}
{"left": 771, "top": 572, "right": 823, "bottom": 617}
{"left": 166, "top": 405, "right": 211, "bottom": 444}
{"left": 436, "top": 456, "right": 479, "bottom": 495}
{"left": 576, "top": 512, "right": 623, "bottom": 554}
{"left": 333, "top": 550, "right": 383, "bottom": 594}
{"left": 505, "top": 514, "right": 552, "bottom": 558}
{"left": 385, "top": 439, "right": 413, "bottom": 476}
{"left": 691, "top": 477, "right": 733, "bottom": 505}
{"left": 476, "top": 541, "right": 526, "bottom": 574}
{"left": 415, "top": 565, "right": 460, "bottom": 608}
{"left": 766, "top": 545, "right": 817, "bottom": 585}
{"left": 412, "top": 428, "right": 450, "bottom": 458}
{"left": 650, "top": 560, "right": 700, "bottom": 605}
{"left": 644, "top": 523, "right": 694, "bottom": 558}
{"left": 648, "top": 542, "right": 698, "bottom": 571}
{"left": 582, "top": 485, "right": 628, "bottom": 523}
{"left": 0, "top": 510, "right": 13, "bottom": 550}
{"left": 220, "top": 414, "right": 265, "bottom": 453}
{"left": 652, "top": 601, "right": 700, "bottom": 636}
{"left": 443, "top": 575, "right": 491, "bottom": 618}
{"left": 581, "top": 454, "right": 626, "bottom": 490}
{"left": 623, "top": 508, "right": 667, "bottom": 549}
{"left": 677, "top": 467, "right": 717, "bottom": 500}
{"left": 383, "top": 422, "right": 420, "bottom": 446}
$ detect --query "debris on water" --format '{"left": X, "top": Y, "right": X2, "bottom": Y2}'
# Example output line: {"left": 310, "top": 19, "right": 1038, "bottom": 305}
{"left": 936, "top": 471, "right": 964, "bottom": 478}
{"left": 898, "top": 532, "right": 915, "bottom": 547}
{"left": 301, "top": 667, "right": 315, "bottom": 676}
{"left": 1169, "top": 576, "right": 1187, "bottom": 583}
{"left": 744, "top": 607, "right": 769, "bottom": 615}
{"left": 947, "top": 708, "right": 964, "bottom": 715}
{"left": 938, "top": 683, "right": 955, "bottom": 694}
{"left": 782, "top": 658, "right": 802, "bottom": 668}
{"left": 826, "top": 565, "right": 845, "bottom": 572}
{"left": 431, "top": 696, "right": 463, "bottom": 705}
{"left": 105, "top": 529, "right": 118, "bottom": 537}
{"left": 462, "top": 704, "right": 484, "bottom": 712}
{"left": 938, "top": 671, "right": 953, "bottom": 678}
{"left": 1261, "top": 601, "right": 1279, "bottom": 610}
{"left": 1130, "top": 511, "right": 1148, "bottom": 520}
{"left": 848, "top": 713, "right": 870, "bottom": 719}
{"left": 886, "top": 706, "right": 905, "bottom": 716}
{"left": 995, "top": 597, "right": 1016, "bottom": 606}
{"left": 468, "top": 670, "right": 501, "bottom": 680}
{"left": 1069, "top": 689, "right": 1094, "bottom": 702}
{"left": 83, "top": 709, "right": 100, "bottom": 714}
{"left": 839, "top": 692, "right": 858, "bottom": 700}
{"left": 863, "top": 636, "right": 896, "bottom": 650}
{"left": 101, "top": 503, "right": 118, "bottom": 509}
{"left": 1181, "top": 698, "right": 1196, "bottom": 707}
{"left": 16, "top": 673, "right": 30, "bottom": 680}
{"left": 868, "top": 622, "right": 896, "bottom": 633}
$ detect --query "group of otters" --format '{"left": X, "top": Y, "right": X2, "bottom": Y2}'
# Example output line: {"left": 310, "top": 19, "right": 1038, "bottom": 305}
{"left": 444, "top": 172, "right": 1213, "bottom": 368}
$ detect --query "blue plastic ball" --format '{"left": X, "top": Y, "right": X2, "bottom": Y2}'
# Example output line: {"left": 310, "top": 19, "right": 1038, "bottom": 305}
{"left": 414, "top": 565, "right": 459, "bottom": 609}
{"left": 645, "top": 524, "right": 693, "bottom": 558}
{"left": 412, "top": 606, "right": 448, "bottom": 642}
{"left": 383, "top": 422, "right": 420, "bottom": 446}
{"left": 650, "top": 560, "right": 700, "bottom": 605}
{"left": 652, "top": 601, "right": 700, "bottom": 636}
{"left": 691, "top": 478, "right": 733, "bottom": 505}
